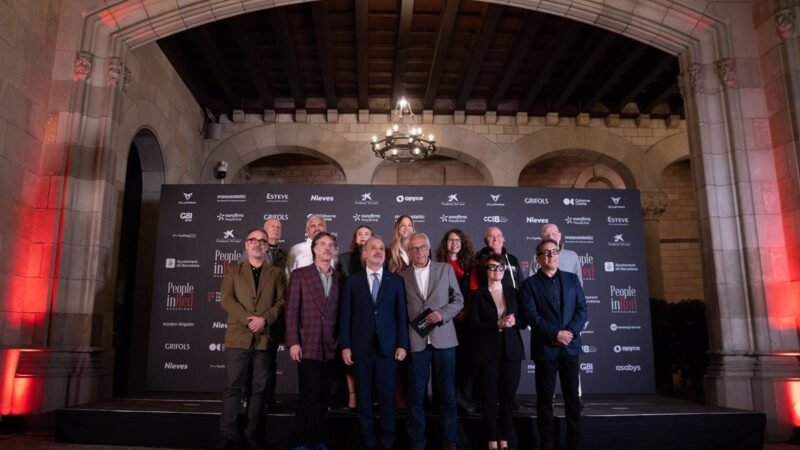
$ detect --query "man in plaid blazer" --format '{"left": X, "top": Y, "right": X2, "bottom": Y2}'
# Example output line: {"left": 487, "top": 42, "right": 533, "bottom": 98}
{"left": 285, "top": 231, "right": 341, "bottom": 450}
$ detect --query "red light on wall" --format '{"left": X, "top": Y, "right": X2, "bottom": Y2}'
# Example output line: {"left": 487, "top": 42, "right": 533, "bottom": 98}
{"left": 0, "top": 349, "right": 43, "bottom": 416}
{"left": 0, "top": 350, "right": 20, "bottom": 415}
{"left": 788, "top": 381, "right": 800, "bottom": 427}
{"left": 766, "top": 282, "right": 800, "bottom": 330}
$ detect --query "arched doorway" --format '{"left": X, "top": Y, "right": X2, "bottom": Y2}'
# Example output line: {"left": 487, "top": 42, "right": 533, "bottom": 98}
{"left": 112, "top": 129, "right": 165, "bottom": 395}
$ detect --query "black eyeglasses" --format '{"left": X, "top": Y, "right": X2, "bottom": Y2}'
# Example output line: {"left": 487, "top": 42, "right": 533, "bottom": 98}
{"left": 486, "top": 264, "right": 506, "bottom": 272}
{"left": 246, "top": 238, "right": 269, "bottom": 245}
{"left": 537, "top": 249, "right": 560, "bottom": 257}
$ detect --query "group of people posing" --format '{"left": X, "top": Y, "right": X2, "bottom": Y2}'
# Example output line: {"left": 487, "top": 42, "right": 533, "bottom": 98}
{"left": 219, "top": 214, "right": 587, "bottom": 450}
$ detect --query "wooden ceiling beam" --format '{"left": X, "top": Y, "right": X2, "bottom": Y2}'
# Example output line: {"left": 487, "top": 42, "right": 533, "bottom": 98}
{"left": 311, "top": 2, "right": 338, "bottom": 110}
{"left": 269, "top": 8, "right": 304, "bottom": 108}
{"left": 230, "top": 16, "right": 274, "bottom": 108}
{"left": 391, "top": 0, "right": 415, "bottom": 105}
{"left": 356, "top": 0, "right": 369, "bottom": 108}
{"left": 520, "top": 21, "right": 580, "bottom": 111}
{"left": 423, "top": 0, "right": 460, "bottom": 109}
{"left": 487, "top": 12, "right": 544, "bottom": 111}
{"left": 551, "top": 31, "right": 615, "bottom": 112}
{"left": 642, "top": 84, "right": 679, "bottom": 113}
{"left": 192, "top": 27, "right": 239, "bottom": 108}
{"left": 612, "top": 54, "right": 676, "bottom": 113}
{"left": 456, "top": 4, "right": 503, "bottom": 110}
{"left": 584, "top": 43, "right": 646, "bottom": 109}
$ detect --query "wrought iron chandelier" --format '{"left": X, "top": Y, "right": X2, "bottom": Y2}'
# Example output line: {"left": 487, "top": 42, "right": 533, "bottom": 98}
{"left": 371, "top": 97, "right": 436, "bottom": 162}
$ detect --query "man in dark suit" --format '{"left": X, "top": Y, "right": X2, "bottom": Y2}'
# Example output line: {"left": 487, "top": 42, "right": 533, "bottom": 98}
{"left": 285, "top": 231, "right": 341, "bottom": 450}
{"left": 220, "top": 227, "right": 287, "bottom": 450}
{"left": 262, "top": 217, "right": 287, "bottom": 412}
{"left": 340, "top": 236, "right": 409, "bottom": 450}
{"left": 520, "top": 238, "right": 588, "bottom": 450}
{"left": 400, "top": 232, "right": 464, "bottom": 450}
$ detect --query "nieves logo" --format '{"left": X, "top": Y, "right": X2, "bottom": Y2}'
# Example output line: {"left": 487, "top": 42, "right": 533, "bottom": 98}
{"left": 310, "top": 194, "right": 334, "bottom": 202}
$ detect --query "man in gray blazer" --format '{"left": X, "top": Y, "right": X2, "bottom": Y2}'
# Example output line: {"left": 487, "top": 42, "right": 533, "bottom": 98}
{"left": 400, "top": 232, "right": 464, "bottom": 450}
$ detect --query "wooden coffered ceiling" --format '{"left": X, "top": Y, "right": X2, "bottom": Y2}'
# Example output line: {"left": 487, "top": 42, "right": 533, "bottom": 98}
{"left": 157, "top": 0, "right": 683, "bottom": 119}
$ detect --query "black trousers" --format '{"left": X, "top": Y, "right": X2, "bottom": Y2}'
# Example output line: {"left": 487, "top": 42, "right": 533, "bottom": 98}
{"left": 534, "top": 353, "right": 581, "bottom": 450}
{"left": 478, "top": 359, "right": 521, "bottom": 442}
{"left": 221, "top": 347, "right": 275, "bottom": 440}
{"left": 294, "top": 358, "right": 337, "bottom": 445}
{"left": 353, "top": 352, "right": 398, "bottom": 449}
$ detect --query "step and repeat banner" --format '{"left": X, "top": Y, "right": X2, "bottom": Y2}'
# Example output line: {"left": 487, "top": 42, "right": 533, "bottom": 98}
{"left": 147, "top": 184, "right": 654, "bottom": 394}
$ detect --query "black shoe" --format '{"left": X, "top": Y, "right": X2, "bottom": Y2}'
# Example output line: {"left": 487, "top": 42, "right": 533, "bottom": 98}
{"left": 220, "top": 438, "right": 240, "bottom": 450}
{"left": 245, "top": 436, "right": 265, "bottom": 450}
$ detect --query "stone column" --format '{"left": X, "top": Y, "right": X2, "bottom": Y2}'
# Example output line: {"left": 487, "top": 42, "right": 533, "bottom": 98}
{"left": 640, "top": 191, "right": 668, "bottom": 299}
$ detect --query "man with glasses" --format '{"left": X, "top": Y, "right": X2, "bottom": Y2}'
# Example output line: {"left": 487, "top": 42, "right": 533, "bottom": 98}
{"left": 528, "top": 223, "right": 583, "bottom": 286}
{"left": 520, "top": 239, "right": 587, "bottom": 450}
{"left": 220, "top": 228, "right": 287, "bottom": 450}
{"left": 400, "top": 233, "right": 464, "bottom": 450}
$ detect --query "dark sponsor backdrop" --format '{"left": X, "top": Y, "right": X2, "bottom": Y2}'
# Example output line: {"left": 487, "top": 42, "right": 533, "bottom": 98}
{"left": 147, "top": 184, "right": 654, "bottom": 394}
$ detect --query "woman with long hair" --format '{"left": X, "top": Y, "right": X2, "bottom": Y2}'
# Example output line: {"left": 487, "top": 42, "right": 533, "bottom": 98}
{"left": 469, "top": 253, "right": 525, "bottom": 450}
{"left": 387, "top": 215, "right": 415, "bottom": 273}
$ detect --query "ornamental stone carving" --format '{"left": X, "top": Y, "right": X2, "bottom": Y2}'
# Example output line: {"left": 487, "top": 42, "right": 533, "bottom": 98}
{"left": 776, "top": 8, "right": 796, "bottom": 41}
{"left": 107, "top": 57, "right": 122, "bottom": 84}
{"left": 122, "top": 66, "right": 131, "bottom": 92}
{"left": 74, "top": 51, "right": 93, "bottom": 80}
{"left": 686, "top": 63, "right": 702, "bottom": 94}
{"left": 716, "top": 58, "right": 736, "bottom": 88}
{"left": 641, "top": 191, "right": 668, "bottom": 220}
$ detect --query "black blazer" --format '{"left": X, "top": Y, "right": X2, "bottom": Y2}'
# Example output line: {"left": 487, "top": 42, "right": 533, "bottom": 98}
{"left": 468, "top": 286, "right": 525, "bottom": 363}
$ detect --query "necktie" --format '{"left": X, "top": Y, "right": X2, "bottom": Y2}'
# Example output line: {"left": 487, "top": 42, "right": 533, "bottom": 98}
{"left": 371, "top": 273, "right": 380, "bottom": 303}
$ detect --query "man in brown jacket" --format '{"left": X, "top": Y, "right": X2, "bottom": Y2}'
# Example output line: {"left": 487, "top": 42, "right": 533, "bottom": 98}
{"left": 220, "top": 227, "right": 287, "bottom": 450}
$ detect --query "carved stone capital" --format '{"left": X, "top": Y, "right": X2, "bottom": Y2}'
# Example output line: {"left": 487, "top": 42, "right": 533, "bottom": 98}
{"left": 641, "top": 191, "right": 668, "bottom": 220}
{"left": 682, "top": 63, "right": 702, "bottom": 95}
{"left": 716, "top": 57, "right": 736, "bottom": 88}
{"left": 776, "top": 8, "right": 796, "bottom": 41}
{"left": 74, "top": 51, "right": 93, "bottom": 80}
{"left": 122, "top": 66, "right": 131, "bottom": 92}
{"left": 107, "top": 57, "right": 122, "bottom": 84}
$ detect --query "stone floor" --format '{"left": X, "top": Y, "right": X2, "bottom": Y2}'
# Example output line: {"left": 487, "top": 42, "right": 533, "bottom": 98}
{"left": 0, "top": 432, "right": 797, "bottom": 450}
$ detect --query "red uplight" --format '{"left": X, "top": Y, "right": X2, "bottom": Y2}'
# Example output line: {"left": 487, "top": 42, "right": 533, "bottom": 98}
{"left": 788, "top": 381, "right": 800, "bottom": 427}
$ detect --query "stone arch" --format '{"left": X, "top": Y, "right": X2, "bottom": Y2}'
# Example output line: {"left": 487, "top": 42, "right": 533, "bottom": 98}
{"left": 115, "top": 99, "right": 183, "bottom": 184}
{"left": 574, "top": 164, "right": 627, "bottom": 189}
{"left": 492, "top": 127, "right": 642, "bottom": 187}
{"left": 642, "top": 131, "right": 691, "bottom": 190}
{"left": 371, "top": 149, "right": 494, "bottom": 185}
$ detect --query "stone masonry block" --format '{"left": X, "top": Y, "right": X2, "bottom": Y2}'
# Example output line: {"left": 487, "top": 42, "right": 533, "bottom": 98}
{"left": 546, "top": 112, "right": 559, "bottom": 126}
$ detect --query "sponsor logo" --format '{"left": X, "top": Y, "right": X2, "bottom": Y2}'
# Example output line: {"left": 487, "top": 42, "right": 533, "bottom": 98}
{"left": 582, "top": 345, "right": 598, "bottom": 353}
{"left": 207, "top": 291, "right": 221, "bottom": 303}
{"left": 395, "top": 214, "right": 425, "bottom": 223}
{"left": 440, "top": 214, "right": 468, "bottom": 223}
{"left": 179, "top": 212, "right": 193, "bottom": 222}
{"left": 580, "top": 362, "right": 594, "bottom": 374}
{"left": 585, "top": 295, "right": 600, "bottom": 304}
{"left": 166, "top": 282, "right": 194, "bottom": 311}
{"left": 166, "top": 258, "right": 200, "bottom": 269}
{"left": 314, "top": 213, "right": 336, "bottom": 223}
{"left": 396, "top": 195, "right": 424, "bottom": 203}
{"left": 217, "top": 212, "right": 244, "bottom": 222}
{"left": 212, "top": 321, "right": 228, "bottom": 329}
{"left": 580, "top": 321, "right": 593, "bottom": 335}
{"left": 310, "top": 194, "right": 334, "bottom": 202}
{"left": 208, "top": 343, "right": 225, "bottom": 351}
{"left": 615, "top": 364, "right": 642, "bottom": 373}
{"left": 171, "top": 233, "right": 197, "bottom": 239}
{"left": 604, "top": 262, "right": 638, "bottom": 272}
{"left": 355, "top": 192, "right": 379, "bottom": 205}
{"left": 263, "top": 213, "right": 289, "bottom": 221}
{"left": 164, "top": 343, "right": 191, "bottom": 350}
{"left": 578, "top": 253, "right": 595, "bottom": 281}
{"left": 564, "top": 234, "right": 594, "bottom": 245}
{"left": 209, "top": 364, "right": 225, "bottom": 369}
{"left": 613, "top": 345, "right": 641, "bottom": 353}
{"left": 490, "top": 194, "right": 501, "bottom": 202}
{"left": 352, "top": 213, "right": 381, "bottom": 223}
{"left": 608, "top": 233, "right": 631, "bottom": 247}
{"left": 563, "top": 197, "right": 591, "bottom": 206}
{"left": 526, "top": 217, "right": 549, "bottom": 224}
{"left": 164, "top": 362, "right": 189, "bottom": 370}
{"left": 610, "top": 285, "right": 638, "bottom": 314}
{"left": 609, "top": 196, "right": 626, "bottom": 209}
{"left": 265, "top": 193, "right": 289, "bottom": 203}
{"left": 441, "top": 193, "right": 465, "bottom": 206}
{"left": 216, "top": 229, "right": 241, "bottom": 244}
{"left": 483, "top": 215, "right": 508, "bottom": 223}
{"left": 565, "top": 216, "right": 591, "bottom": 226}
{"left": 214, "top": 249, "right": 242, "bottom": 277}
{"left": 217, "top": 194, "right": 247, "bottom": 203}
{"left": 162, "top": 321, "right": 194, "bottom": 328}
{"left": 607, "top": 216, "right": 630, "bottom": 226}
{"left": 524, "top": 197, "right": 549, "bottom": 205}
{"left": 609, "top": 323, "right": 642, "bottom": 331}
{"left": 179, "top": 192, "right": 196, "bottom": 205}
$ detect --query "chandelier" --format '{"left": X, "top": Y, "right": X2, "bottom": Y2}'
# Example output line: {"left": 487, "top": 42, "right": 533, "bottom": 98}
{"left": 371, "top": 97, "right": 437, "bottom": 162}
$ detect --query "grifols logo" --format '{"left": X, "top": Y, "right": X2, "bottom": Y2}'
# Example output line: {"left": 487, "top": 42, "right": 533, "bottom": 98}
{"left": 166, "top": 282, "right": 194, "bottom": 311}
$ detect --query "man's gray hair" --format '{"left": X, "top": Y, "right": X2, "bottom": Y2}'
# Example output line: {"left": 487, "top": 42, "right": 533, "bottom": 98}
{"left": 306, "top": 214, "right": 326, "bottom": 228}
{"left": 409, "top": 232, "right": 430, "bottom": 248}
